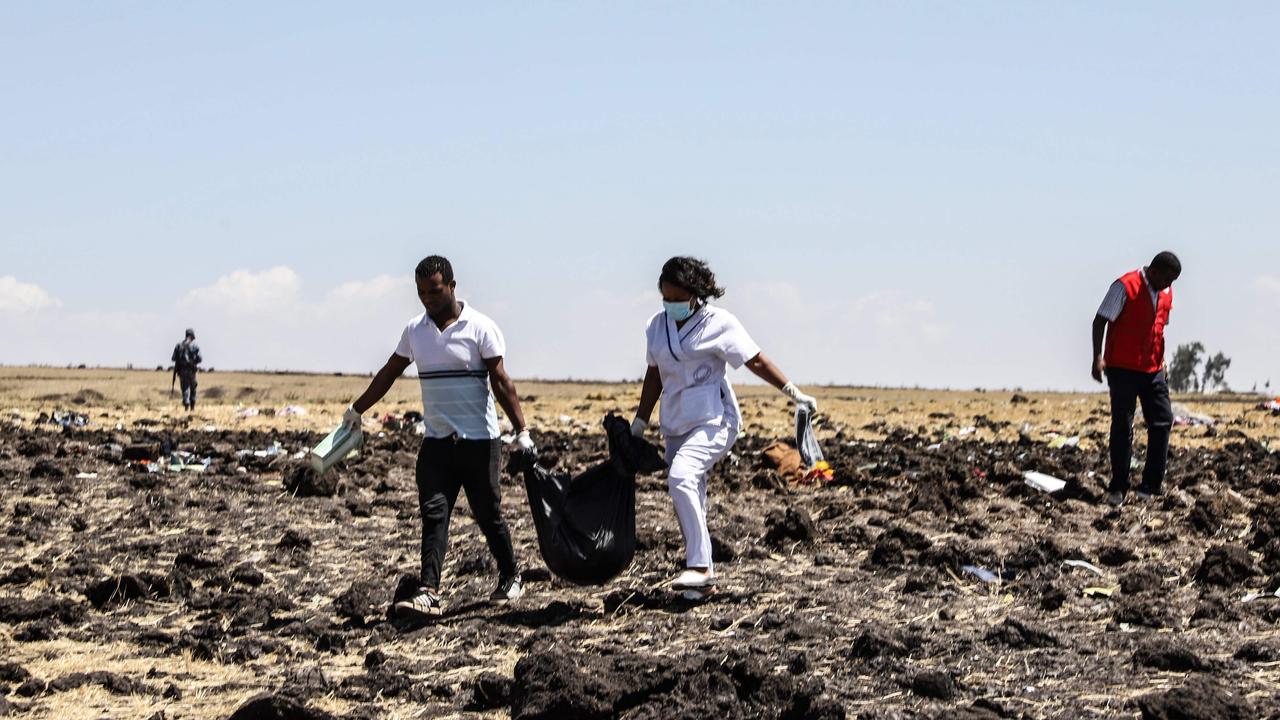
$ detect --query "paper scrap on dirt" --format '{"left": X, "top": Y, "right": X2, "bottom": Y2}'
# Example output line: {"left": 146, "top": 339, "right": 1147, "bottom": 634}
{"left": 1024, "top": 471, "right": 1067, "bottom": 494}
{"left": 1063, "top": 559, "right": 1106, "bottom": 576}
{"left": 1172, "top": 401, "right": 1216, "bottom": 426}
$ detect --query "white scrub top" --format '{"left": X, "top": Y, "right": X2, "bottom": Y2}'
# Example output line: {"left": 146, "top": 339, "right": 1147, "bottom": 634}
{"left": 645, "top": 304, "right": 761, "bottom": 437}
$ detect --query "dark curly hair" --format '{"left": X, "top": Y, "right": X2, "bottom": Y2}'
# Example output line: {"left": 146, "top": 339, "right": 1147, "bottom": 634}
{"left": 659, "top": 257, "right": 725, "bottom": 301}
{"left": 415, "top": 255, "right": 454, "bottom": 283}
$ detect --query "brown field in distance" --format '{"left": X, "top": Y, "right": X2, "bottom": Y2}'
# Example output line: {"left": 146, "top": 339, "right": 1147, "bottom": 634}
{"left": 2, "top": 366, "right": 1274, "bottom": 449}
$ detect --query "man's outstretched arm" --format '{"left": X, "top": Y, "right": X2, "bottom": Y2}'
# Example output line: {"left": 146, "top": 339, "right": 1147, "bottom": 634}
{"left": 352, "top": 353, "right": 412, "bottom": 415}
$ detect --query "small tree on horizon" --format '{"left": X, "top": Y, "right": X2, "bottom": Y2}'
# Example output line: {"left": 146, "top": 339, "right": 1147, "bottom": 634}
{"left": 1168, "top": 342, "right": 1205, "bottom": 393}
{"left": 1202, "top": 351, "right": 1232, "bottom": 393}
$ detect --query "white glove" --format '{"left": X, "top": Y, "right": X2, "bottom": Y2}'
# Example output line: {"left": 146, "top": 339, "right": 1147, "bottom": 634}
{"left": 782, "top": 382, "right": 817, "bottom": 412}
{"left": 515, "top": 429, "right": 536, "bottom": 454}
{"left": 630, "top": 418, "right": 647, "bottom": 437}
{"left": 342, "top": 405, "right": 362, "bottom": 431}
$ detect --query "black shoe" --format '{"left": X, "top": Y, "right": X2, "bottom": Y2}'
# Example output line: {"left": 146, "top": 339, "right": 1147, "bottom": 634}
{"left": 1134, "top": 485, "right": 1162, "bottom": 501}
{"left": 489, "top": 574, "right": 524, "bottom": 603}
{"left": 1105, "top": 491, "right": 1125, "bottom": 507}
{"left": 394, "top": 589, "right": 443, "bottom": 620}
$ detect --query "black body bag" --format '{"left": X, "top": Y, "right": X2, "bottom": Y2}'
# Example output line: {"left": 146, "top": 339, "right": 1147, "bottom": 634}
{"left": 508, "top": 414, "right": 666, "bottom": 585}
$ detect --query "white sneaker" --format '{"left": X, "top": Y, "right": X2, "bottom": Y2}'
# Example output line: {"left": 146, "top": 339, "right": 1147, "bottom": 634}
{"left": 671, "top": 569, "right": 716, "bottom": 591}
{"left": 489, "top": 574, "right": 524, "bottom": 603}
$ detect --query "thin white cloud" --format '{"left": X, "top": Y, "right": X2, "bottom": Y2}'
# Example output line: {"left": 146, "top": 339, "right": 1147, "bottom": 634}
{"left": 0, "top": 276, "right": 59, "bottom": 314}
{"left": 0, "top": 270, "right": 948, "bottom": 386}
{"left": 179, "top": 266, "right": 302, "bottom": 315}
{"left": 320, "top": 274, "right": 414, "bottom": 321}
{"left": 718, "top": 283, "right": 954, "bottom": 387}
{"left": 169, "top": 267, "right": 419, "bottom": 372}
{"left": 849, "top": 292, "right": 950, "bottom": 340}
{"left": 0, "top": 267, "right": 423, "bottom": 372}
{"left": 1255, "top": 275, "right": 1280, "bottom": 296}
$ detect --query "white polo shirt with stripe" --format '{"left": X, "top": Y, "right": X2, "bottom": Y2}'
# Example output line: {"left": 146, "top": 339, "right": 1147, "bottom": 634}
{"left": 393, "top": 301, "right": 503, "bottom": 439}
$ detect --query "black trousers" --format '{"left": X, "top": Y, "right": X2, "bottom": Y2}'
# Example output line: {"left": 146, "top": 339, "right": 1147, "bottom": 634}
{"left": 179, "top": 371, "right": 197, "bottom": 409}
{"left": 1106, "top": 367, "right": 1173, "bottom": 494}
{"left": 415, "top": 436, "right": 517, "bottom": 589}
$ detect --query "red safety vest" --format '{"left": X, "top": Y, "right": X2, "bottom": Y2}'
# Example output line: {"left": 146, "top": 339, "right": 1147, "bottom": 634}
{"left": 1104, "top": 270, "right": 1173, "bottom": 373}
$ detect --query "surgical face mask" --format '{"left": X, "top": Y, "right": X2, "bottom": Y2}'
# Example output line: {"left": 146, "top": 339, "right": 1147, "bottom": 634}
{"left": 663, "top": 299, "right": 696, "bottom": 322}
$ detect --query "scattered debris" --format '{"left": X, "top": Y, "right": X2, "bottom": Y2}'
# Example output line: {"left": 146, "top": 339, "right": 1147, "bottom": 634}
{"left": 762, "top": 442, "right": 803, "bottom": 483}
{"left": 796, "top": 406, "right": 833, "bottom": 483}
{"left": 38, "top": 411, "right": 88, "bottom": 428}
{"left": 239, "top": 442, "right": 285, "bottom": 459}
{"left": 1024, "top": 471, "right": 1067, "bottom": 494}
{"left": 962, "top": 565, "right": 1000, "bottom": 584}
{"left": 309, "top": 424, "right": 361, "bottom": 474}
{"left": 1063, "top": 560, "right": 1105, "bottom": 576}
{"left": 1172, "top": 402, "right": 1216, "bottom": 427}
{"left": 123, "top": 444, "right": 159, "bottom": 462}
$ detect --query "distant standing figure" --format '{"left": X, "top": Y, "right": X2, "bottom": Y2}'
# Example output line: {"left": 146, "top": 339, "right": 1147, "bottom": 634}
{"left": 172, "top": 328, "right": 202, "bottom": 411}
{"left": 1091, "top": 252, "right": 1181, "bottom": 507}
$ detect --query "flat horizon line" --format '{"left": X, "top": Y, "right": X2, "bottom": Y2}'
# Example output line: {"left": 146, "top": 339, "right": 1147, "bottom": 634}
{"left": 1, "top": 363, "right": 1271, "bottom": 401}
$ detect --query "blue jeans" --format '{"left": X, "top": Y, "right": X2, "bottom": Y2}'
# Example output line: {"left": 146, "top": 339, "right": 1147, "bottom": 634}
{"left": 1106, "top": 367, "right": 1172, "bottom": 493}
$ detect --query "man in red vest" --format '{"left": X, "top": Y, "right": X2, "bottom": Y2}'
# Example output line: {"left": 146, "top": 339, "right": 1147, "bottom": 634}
{"left": 1092, "top": 251, "right": 1181, "bottom": 507}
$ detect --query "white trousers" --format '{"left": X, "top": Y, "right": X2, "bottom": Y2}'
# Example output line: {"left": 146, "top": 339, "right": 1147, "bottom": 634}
{"left": 664, "top": 418, "right": 738, "bottom": 572}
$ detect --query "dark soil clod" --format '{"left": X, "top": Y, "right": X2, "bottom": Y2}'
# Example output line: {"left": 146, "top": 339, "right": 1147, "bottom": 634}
{"left": 465, "top": 672, "right": 515, "bottom": 711}
{"left": 227, "top": 693, "right": 335, "bottom": 720}
{"left": 1136, "top": 676, "right": 1254, "bottom": 720}
{"left": 763, "top": 506, "right": 817, "bottom": 548}
{"left": 1194, "top": 545, "right": 1257, "bottom": 587}
{"left": 1133, "top": 637, "right": 1208, "bottom": 672}
{"left": 1233, "top": 641, "right": 1280, "bottom": 663}
{"left": 985, "top": 617, "right": 1058, "bottom": 649}
{"left": 909, "top": 669, "right": 959, "bottom": 700}
{"left": 283, "top": 465, "right": 339, "bottom": 498}
{"left": 86, "top": 574, "right": 170, "bottom": 609}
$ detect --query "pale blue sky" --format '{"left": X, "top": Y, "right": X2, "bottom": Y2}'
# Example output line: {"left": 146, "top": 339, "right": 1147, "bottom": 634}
{"left": 2, "top": 3, "right": 1277, "bottom": 390}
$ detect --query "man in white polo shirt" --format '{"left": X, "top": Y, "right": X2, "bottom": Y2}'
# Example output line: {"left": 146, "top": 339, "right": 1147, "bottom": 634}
{"left": 343, "top": 255, "right": 535, "bottom": 621}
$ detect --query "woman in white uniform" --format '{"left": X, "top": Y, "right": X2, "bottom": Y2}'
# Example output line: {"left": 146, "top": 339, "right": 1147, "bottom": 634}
{"left": 631, "top": 257, "right": 817, "bottom": 597}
